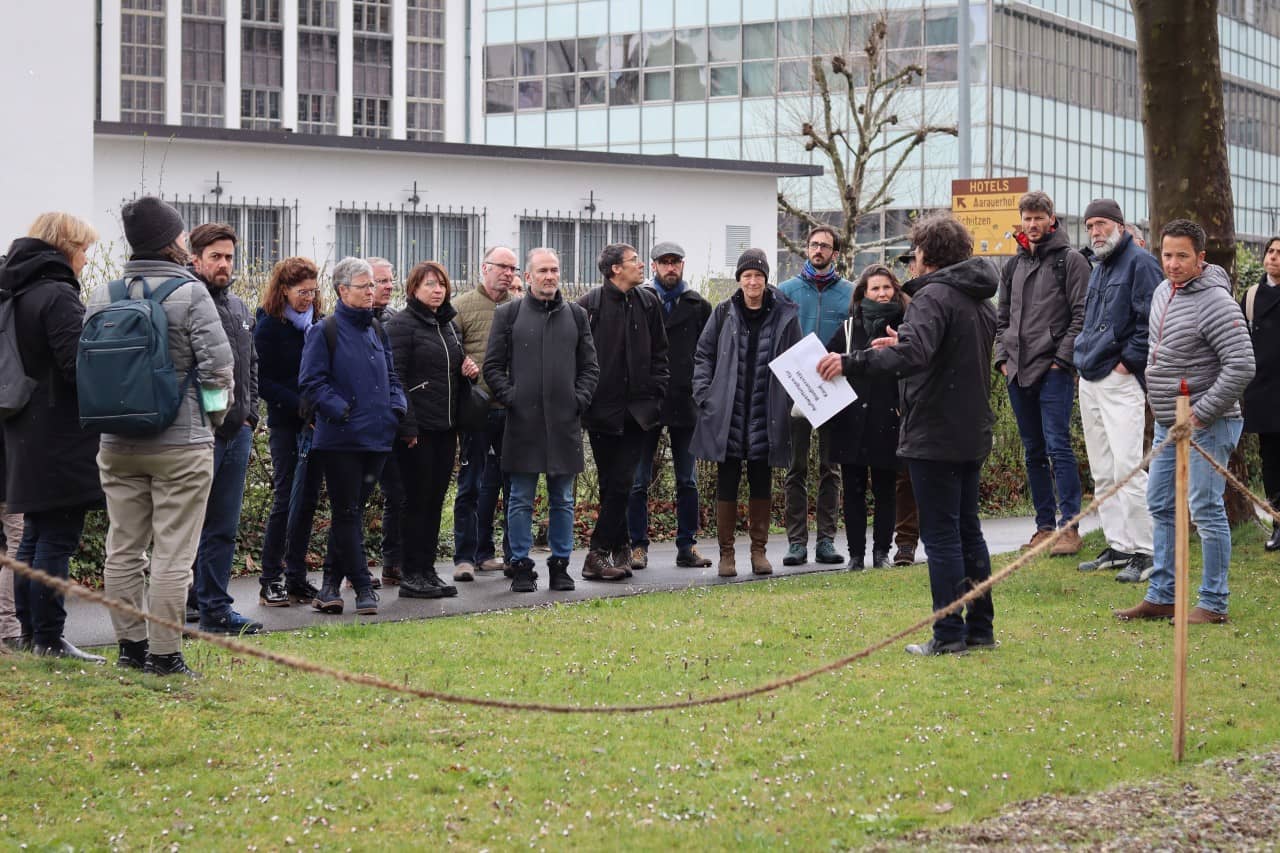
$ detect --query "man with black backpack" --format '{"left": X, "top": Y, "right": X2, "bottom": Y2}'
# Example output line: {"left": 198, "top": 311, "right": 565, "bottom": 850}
{"left": 995, "top": 191, "right": 1089, "bottom": 556}
{"left": 86, "top": 197, "right": 234, "bottom": 678}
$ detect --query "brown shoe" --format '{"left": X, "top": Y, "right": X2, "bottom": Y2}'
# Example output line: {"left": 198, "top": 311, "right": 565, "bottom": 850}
{"left": 748, "top": 498, "right": 773, "bottom": 575}
{"left": 1114, "top": 600, "right": 1176, "bottom": 621}
{"left": 477, "top": 557, "right": 506, "bottom": 573}
{"left": 610, "top": 547, "right": 634, "bottom": 577}
{"left": 381, "top": 565, "right": 402, "bottom": 586}
{"left": 1021, "top": 528, "right": 1054, "bottom": 551}
{"left": 716, "top": 500, "right": 738, "bottom": 577}
{"left": 582, "top": 550, "right": 627, "bottom": 582}
{"left": 453, "top": 562, "right": 476, "bottom": 583}
{"left": 676, "top": 545, "right": 712, "bottom": 568}
{"left": 1050, "top": 527, "right": 1082, "bottom": 556}
{"left": 1186, "top": 606, "right": 1229, "bottom": 625}
{"left": 892, "top": 547, "right": 916, "bottom": 566}
{"left": 629, "top": 546, "right": 648, "bottom": 570}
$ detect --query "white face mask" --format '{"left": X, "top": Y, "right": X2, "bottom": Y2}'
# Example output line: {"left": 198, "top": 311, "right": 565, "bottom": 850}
{"left": 1091, "top": 227, "right": 1123, "bottom": 261}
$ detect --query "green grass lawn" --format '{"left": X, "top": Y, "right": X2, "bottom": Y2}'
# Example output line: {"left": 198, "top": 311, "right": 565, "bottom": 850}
{"left": 4, "top": 527, "right": 1279, "bottom": 850}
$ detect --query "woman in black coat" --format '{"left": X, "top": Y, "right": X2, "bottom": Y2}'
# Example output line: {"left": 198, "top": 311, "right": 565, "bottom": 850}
{"left": 823, "top": 264, "right": 908, "bottom": 570}
{"left": 0, "top": 213, "right": 104, "bottom": 662}
{"left": 387, "top": 262, "right": 479, "bottom": 598}
{"left": 1241, "top": 241, "right": 1280, "bottom": 551}
{"left": 254, "top": 257, "right": 325, "bottom": 607}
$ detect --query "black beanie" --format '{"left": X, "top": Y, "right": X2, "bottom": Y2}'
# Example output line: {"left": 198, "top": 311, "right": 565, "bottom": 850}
{"left": 735, "top": 248, "right": 770, "bottom": 282}
{"left": 1083, "top": 198, "right": 1124, "bottom": 225}
{"left": 122, "top": 196, "right": 185, "bottom": 254}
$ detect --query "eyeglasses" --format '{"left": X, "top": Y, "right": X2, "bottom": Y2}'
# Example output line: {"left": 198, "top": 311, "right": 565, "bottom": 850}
{"left": 292, "top": 288, "right": 318, "bottom": 298}
{"left": 807, "top": 241, "right": 835, "bottom": 251}
{"left": 373, "top": 277, "right": 395, "bottom": 286}
{"left": 486, "top": 262, "right": 520, "bottom": 274}
{"left": 343, "top": 283, "right": 376, "bottom": 292}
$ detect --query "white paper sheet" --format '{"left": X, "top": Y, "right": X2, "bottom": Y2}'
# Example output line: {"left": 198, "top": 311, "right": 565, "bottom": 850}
{"left": 767, "top": 332, "right": 857, "bottom": 429}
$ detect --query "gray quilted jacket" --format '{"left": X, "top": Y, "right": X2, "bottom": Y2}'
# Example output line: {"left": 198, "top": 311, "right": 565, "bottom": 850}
{"left": 1146, "top": 263, "right": 1255, "bottom": 427}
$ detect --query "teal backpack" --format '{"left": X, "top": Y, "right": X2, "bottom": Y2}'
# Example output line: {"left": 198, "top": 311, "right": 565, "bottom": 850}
{"left": 77, "top": 276, "right": 194, "bottom": 436}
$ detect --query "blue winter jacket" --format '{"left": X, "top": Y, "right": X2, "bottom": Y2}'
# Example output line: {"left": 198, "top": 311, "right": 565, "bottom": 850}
{"left": 778, "top": 272, "right": 854, "bottom": 345}
{"left": 298, "top": 299, "right": 407, "bottom": 453}
{"left": 1072, "top": 231, "right": 1163, "bottom": 384}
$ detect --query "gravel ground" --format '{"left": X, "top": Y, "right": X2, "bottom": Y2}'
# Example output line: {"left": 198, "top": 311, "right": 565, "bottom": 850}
{"left": 891, "top": 750, "right": 1280, "bottom": 851}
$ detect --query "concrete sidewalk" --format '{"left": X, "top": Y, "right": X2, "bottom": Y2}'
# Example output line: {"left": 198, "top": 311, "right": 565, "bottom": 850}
{"left": 64, "top": 515, "right": 1099, "bottom": 648}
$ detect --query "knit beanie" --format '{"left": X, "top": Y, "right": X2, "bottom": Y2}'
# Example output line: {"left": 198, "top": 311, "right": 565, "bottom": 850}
{"left": 735, "top": 248, "right": 770, "bottom": 281}
{"left": 1083, "top": 198, "right": 1124, "bottom": 225}
{"left": 122, "top": 196, "right": 185, "bottom": 254}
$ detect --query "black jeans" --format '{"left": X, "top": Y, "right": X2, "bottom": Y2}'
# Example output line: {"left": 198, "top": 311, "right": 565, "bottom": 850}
{"left": 588, "top": 419, "right": 649, "bottom": 552}
{"left": 394, "top": 430, "right": 457, "bottom": 577}
{"left": 716, "top": 458, "right": 772, "bottom": 501}
{"left": 260, "top": 425, "right": 324, "bottom": 587}
{"left": 908, "top": 458, "right": 994, "bottom": 645}
{"left": 1260, "top": 432, "right": 1280, "bottom": 509}
{"left": 376, "top": 445, "right": 405, "bottom": 570}
{"left": 841, "top": 463, "right": 897, "bottom": 560}
{"left": 15, "top": 504, "right": 89, "bottom": 645}
{"left": 318, "top": 450, "right": 387, "bottom": 590}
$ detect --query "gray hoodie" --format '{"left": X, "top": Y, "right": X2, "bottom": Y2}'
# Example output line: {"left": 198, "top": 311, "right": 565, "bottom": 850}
{"left": 1145, "top": 263, "right": 1255, "bottom": 427}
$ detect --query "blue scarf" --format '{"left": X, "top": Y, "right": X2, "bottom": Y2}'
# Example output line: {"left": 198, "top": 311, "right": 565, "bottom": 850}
{"left": 654, "top": 276, "right": 686, "bottom": 314}
{"left": 284, "top": 303, "right": 314, "bottom": 332}
{"left": 802, "top": 260, "right": 840, "bottom": 289}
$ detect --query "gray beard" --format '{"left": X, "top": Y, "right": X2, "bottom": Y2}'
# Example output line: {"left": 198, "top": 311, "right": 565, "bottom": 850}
{"left": 1092, "top": 230, "right": 1122, "bottom": 261}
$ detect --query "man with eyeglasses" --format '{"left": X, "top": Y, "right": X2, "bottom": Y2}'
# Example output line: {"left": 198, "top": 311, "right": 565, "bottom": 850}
{"left": 361, "top": 257, "right": 404, "bottom": 587}
{"left": 577, "top": 243, "right": 670, "bottom": 581}
{"left": 452, "top": 246, "right": 517, "bottom": 582}
{"left": 779, "top": 226, "right": 854, "bottom": 568}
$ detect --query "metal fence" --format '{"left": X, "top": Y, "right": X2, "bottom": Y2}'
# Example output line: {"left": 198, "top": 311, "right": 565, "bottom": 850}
{"left": 135, "top": 192, "right": 299, "bottom": 275}
{"left": 516, "top": 210, "right": 655, "bottom": 287}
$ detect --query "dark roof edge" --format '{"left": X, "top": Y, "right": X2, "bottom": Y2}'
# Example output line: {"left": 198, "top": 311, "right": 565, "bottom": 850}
{"left": 94, "top": 121, "right": 823, "bottom": 177}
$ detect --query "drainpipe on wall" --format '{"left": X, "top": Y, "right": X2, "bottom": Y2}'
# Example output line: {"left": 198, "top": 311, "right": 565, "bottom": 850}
{"left": 464, "top": 0, "right": 473, "bottom": 143}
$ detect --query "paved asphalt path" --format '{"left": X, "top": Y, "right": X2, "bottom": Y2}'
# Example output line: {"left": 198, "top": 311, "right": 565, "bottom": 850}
{"left": 63, "top": 515, "right": 1099, "bottom": 648}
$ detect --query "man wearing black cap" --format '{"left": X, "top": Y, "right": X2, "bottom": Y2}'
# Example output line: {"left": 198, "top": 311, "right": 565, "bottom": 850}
{"left": 1072, "top": 199, "right": 1162, "bottom": 581}
{"left": 627, "top": 241, "right": 713, "bottom": 570}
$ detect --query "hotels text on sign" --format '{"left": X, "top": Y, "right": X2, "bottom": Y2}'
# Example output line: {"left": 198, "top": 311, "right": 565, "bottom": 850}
{"left": 951, "top": 177, "right": 1029, "bottom": 257}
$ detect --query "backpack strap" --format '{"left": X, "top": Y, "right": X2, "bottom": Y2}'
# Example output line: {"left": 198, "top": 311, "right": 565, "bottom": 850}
{"left": 147, "top": 277, "right": 188, "bottom": 304}
{"left": 323, "top": 314, "right": 339, "bottom": 359}
{"left": 1245, "top": 283, "right": 1260, "bottom": 329}
{"left": 107, "top": 278, "right": 130, "bottom": 303}
{"left": 581, "top": 287, "right": 603, "bottom": 329}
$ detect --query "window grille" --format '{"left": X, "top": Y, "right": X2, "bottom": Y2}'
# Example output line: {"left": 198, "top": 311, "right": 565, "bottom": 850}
{"left": 516, "top": 211, "right": 655, "bottom": 288}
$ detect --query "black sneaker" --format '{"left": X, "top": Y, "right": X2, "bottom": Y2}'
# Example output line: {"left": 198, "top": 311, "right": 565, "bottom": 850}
{"left": 286, "top": 580, "right": 320, "bottom": 604}
{"left": 117, "top": 639, "right": 148, "bottom": 670}
{"left": 965, "top": 633, "right": 999, "bottom": 649}
{"left": 547, "top": 556, "right": 575, "bottom": 591}
{"left": 144, "top": 651, "right": 201, "bottom": 678}
{"left": 1078, "top": 546, "right": 1133, "bottom": 573}
{"left": 905, "top": 637, "right": 968, "bottom": 656}
{"left": 510, "top": 558, "right": 538, "bottom": 593}
{"left": 259, "top": 581, "right": 290, "bottom": 607}
{"left": 354, "top": 587, "right": 379, "bottom": 615}
{"left": 1115, "top": 553, "right": 1154, "bottom": 584}
{"left": 199, "top": 610, "right": 264, "bottom": 636}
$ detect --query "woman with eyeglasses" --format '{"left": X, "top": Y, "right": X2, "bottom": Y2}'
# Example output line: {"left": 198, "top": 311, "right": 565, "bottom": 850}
{"left": 254, "top": 257, "right": 326, "bottom": 608}
{"left": 299, "top": 257, "right": 406, "bottom": 616}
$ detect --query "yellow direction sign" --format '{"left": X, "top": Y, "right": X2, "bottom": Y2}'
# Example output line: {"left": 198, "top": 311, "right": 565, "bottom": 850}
{"left": 951, "top": 177, "right": 1029, "bottom": 256}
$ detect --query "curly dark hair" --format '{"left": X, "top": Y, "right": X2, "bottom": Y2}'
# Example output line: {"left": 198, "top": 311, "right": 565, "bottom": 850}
{"left": 261, "top": 256, "right": 323, "bottom": 319}
{"left": 908, "top": 214, "right": 973, "bottom": 271}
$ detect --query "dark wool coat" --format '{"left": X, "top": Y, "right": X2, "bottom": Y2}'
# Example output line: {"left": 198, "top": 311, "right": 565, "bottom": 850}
{"left": 254, "top": 306, "right": 320, "bottom": 430}
{"left": 823, "top": 307, "right": 904, "bottom": 469}
{"left": 386, "top": 297, "right": 468, "bottom": 436}
{"left": 843, "top": 258, "right": 999, "bottom": 464}
{"left": 484, "top": 290, "right": 600, "bottom": 476}
{"left": 198, "top": 274, "right": 260, "bottom": 439}
{"left": 690, "top": 286, "right": 802, "bottom": 468}
{"left": 1242, "top": 279, "right": 1280, "bottom": 434}
{"left": 299, "top": 300, "right": 407, "bottom": 453}
{"left": 0, "top": 238, "right": 103, "bottom": 514}
{"left": 642, "top": 280, "right": 712, "bottom": 429}
{"left": 578, "top": 281, "right": 670, "bottom": 433}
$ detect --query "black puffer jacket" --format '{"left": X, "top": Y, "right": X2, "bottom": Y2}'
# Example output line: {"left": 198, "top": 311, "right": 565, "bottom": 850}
{"left": 842, "top": 257, "right": 999, "bottom": 463}
{"left": 824, "top": 305, "right": 904, "bottom": 468}
{"left": 0, "top": 238, "right": 103, "bottom": 514}
{"left": 386, "top": 297, "right": 467, "bottom": 436}
{"left": 197, "top": 273, "right": 259, "bottom": 438}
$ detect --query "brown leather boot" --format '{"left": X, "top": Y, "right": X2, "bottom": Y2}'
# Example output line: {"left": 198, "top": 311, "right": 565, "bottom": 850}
{"left": 1187, "top": 606, "right": 1229, "bottom": 624}
{"left": 716, "top": 500, "right": 737, "bottom": 577}
{"left": 748, "top": 499, "right": 773, "bottom": 575}
{"left": 1113, "top": 600, "right": 1175, "bottom": 621}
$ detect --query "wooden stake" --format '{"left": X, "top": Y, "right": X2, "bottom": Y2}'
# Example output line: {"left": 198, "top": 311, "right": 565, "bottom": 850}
{"left": 1172, "top": 391, "right": 1191, "bottom": 763}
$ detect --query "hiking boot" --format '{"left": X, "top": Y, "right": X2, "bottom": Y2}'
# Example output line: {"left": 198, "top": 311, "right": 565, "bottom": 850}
{"left": 117, "top": 639, "right": 148, "bottom": 670}
{"left": 510, "top": 558, "right": 538, "bottom": 593}
{"left": 676, "top": 545, "right": 712, "bottom": 568}
{"left": 782, "top": 543, "right": 807, "bottom": 566}
{"left": 286, "top": 579, "right": 320, "bottom": 604}
{"left": 630, "top": 546, "right": 648, "bottom": 570}
{"left": 548, "top": 556, "right": 575, "bottom": 591}
{"left": 381, "top": 565, "right": 402, "bottom": 587}
{"left": 453, "top": 562, "right": 476, "bottom": 583}
{"left": 611, "top": 548, "right": 634, "bottom": 577}
{"left": 846, "top": 556, "right": 866, "bottom": 572}
{"left": 199, "top": 610, "right": 263, "bottom": 636}
{"left": 1050, "top": 527, "right": 1082, "bottom": 556}
{"left": 312, "top": 582, "right": 344, "bottom": 614}
{"left": 1115, "top": 553, "right": 1154, "bottom": 584}
{"left": 1186, "top": 606, "right": 1229, "bottom": 625}
{"left": 144, "top": 651, "right": 200, "bottom": 678}
{"left": 905, "top": 637, "right": 968, "bottom": 656}
{"left": 871, "top": 550, "right": 893, "bottom": 569}
{"left": 478, "top": 557, "right": 507, "bottom": 572}
{"left": 32, "top": 638, "right": 106, "bottom": 664}
{"left": 424, "top": 569, "right": 458, "bottom": 597}
{"left": 581, "top": 550, "right": 626, "bottom": 581}
{"left": 1113, "top": 599, "right": 1175, "bottom": 621}
{"left": 1079, "top": 546, "right": 1133, "bottom": 573}
{"left": 259, "top": 581, "right": 290, "bottom": 607}
{"left": 815, "top": 538, "right": 844, "bottom": 564}
{"left": 717, "top": 500, "right": 738, "bottom": 577}
{"left": 345, "top": 576, "right": 382, "bottom": 591}
{"left": 399, "top": 571, "right": 451, "bottom": 599}
{"left": 892, "top": 546, "right": 916, "bottom": 566}
{"left": 748, "top": 499, "right": 773, "bottom": 575}
{"left": 1021, "top": 528, "right": 1054, "bottom": 551}
{"left": 1267, "top": 522, "right": 1280, "bottom": 553}
{"left": 354, "top": 587, "right": 379, "bottom": 615}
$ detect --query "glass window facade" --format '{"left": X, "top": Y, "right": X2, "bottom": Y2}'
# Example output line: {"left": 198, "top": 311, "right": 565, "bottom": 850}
{"left": 297, "top": 5, "right": 338, "bottom": 134}
{"left": 241, "top": 0, "right": 283, "bottom": 129}
{"left": 122, "top": 0, "right": 167, "bottom": 124}
{"left": 407, "top": 0, "right": 446, "bottom": 141}
{"left": 181, "top": 2, "right": 225, "bottom": 127}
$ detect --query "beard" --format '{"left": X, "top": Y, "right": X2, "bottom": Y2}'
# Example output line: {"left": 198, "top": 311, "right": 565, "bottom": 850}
{"left": 1091, "top": 228, "right": 1123, "bottom": 261}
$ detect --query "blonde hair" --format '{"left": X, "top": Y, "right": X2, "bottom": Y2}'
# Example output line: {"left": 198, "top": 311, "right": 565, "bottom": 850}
{"left": 27, "top": 212, "right": 98, "bottom": 262}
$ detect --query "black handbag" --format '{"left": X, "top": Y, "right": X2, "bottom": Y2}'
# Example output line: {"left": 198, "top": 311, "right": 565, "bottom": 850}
{"left": 456, "top": 382, "right": 490, "bottom": 432}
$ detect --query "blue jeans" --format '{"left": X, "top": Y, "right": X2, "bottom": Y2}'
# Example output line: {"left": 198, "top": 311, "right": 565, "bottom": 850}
{"left": 14, "top": 504, "right": 89, "bottom": 646}
{"left": 194, "top": 425, "right": 253, "bottom": 621}
{"left": 1007, "top": 368, "right": 1082, "bottom": 529}
{"left": 507, "top": 473, "right": 575, "bottom": 562}
{"left": 260, "top": 425, "right": 324, "bottom": 586}
{"left": 453, "top": 409, "right": 510, "bottom": 565}
{"left": 1145, "top": 417, "right": 1242, "bottom": 614}
{"left": 628, "top": 425, "right": 699, "bottom": 549}
{"left": 908, "top": 458, "right": 994, "bottom": 645}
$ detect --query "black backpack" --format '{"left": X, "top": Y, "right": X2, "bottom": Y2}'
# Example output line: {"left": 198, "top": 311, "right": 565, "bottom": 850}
{"left": 0, "top": 286, "right": 36, "bottom": 421}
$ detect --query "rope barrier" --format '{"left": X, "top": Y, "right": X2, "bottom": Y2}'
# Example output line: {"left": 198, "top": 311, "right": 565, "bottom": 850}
{"left": 1189, "top": 439, "right": 1280, "bottom": 526}
{"left": 0, "top": 427, "right": 1183, "bottom": 714}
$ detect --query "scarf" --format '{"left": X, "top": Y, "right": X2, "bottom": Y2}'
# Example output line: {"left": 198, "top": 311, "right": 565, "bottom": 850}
{"left": 284, "top": 303, "right": 314, "bottom": 332}
{"left": 859, "top": 299, "right": 904, "bottom": 341}
{"left": 654, "top": 276, "right": 686, "bottom": 314}
{"left": 802, "top": 260, "right": 840, "bottom": 288}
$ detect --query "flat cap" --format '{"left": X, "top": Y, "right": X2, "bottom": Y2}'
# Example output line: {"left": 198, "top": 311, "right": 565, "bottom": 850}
{"left": 650, "top": 241, "right": 686, "bottom": 260}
